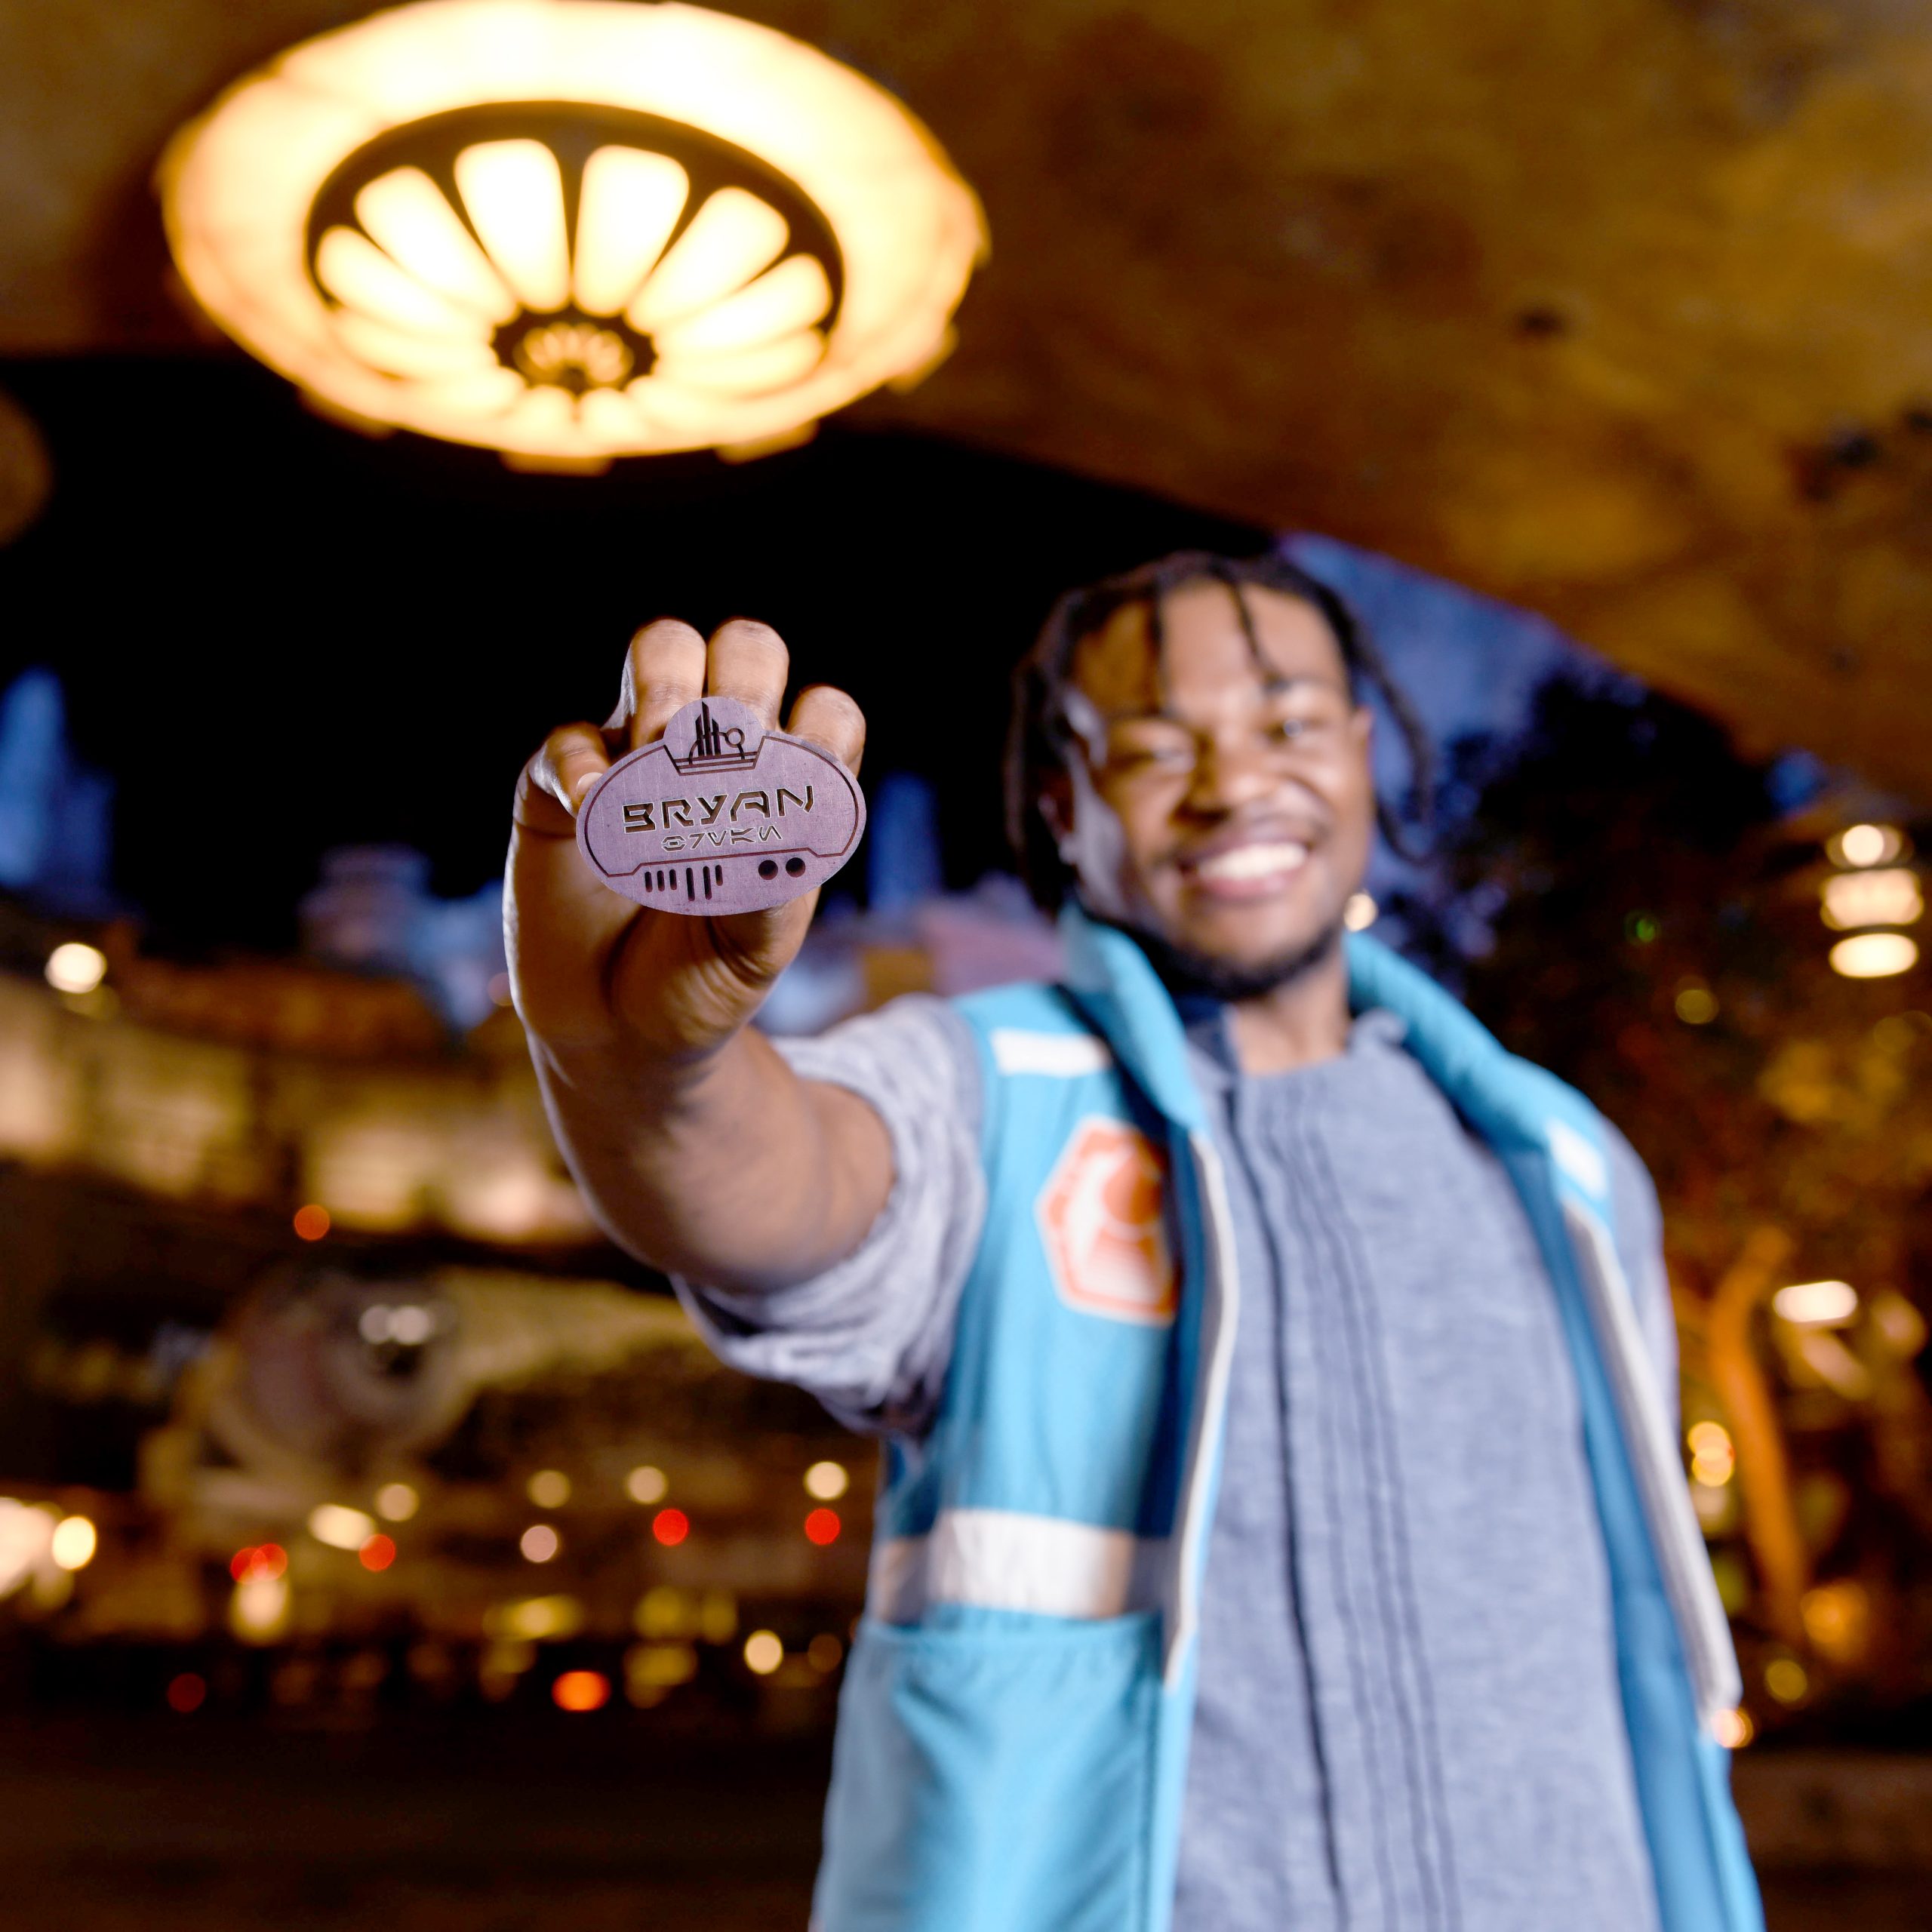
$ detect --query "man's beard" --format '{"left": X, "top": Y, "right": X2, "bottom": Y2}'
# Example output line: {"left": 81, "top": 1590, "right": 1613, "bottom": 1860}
{"left": 1101, "top": 912, "right": 1346, "bottom": 1005}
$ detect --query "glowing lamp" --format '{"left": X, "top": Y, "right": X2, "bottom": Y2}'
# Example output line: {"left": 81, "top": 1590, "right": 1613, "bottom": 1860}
{"left": 160, "top": 1, "right": 986, "bottom": 463}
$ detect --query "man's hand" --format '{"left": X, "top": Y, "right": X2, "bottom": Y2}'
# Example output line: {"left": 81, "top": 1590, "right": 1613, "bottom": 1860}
{"left": 509, "top": 616, "right": 866, "bottom": 1064}
{"left": 507, "top": 617, "right": 891, "bottom": 1294}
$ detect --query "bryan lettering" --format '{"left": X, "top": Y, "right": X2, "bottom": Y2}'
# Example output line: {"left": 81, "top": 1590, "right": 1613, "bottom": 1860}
{"left": 624, "top": 786, "right": 813, "bottom": 851}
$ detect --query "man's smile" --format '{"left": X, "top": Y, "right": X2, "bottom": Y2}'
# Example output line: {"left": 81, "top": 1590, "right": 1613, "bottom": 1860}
{"left": 1183, "top": 838, "right": 1312, "bottom": 897}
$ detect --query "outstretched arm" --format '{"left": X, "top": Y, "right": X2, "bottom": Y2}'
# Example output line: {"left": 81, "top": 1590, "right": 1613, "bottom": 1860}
{"left": 509, "top": 616, "right": 893, "bottom": 1293}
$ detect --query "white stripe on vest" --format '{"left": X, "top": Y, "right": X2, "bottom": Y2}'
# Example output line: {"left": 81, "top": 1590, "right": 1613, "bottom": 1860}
{"left": 989, "top": 1029, "right": 1114, "bottom": 1077}
{"left": 1561, "top": 1198, "right": 1742, "bottom": 1724}
{"left": 870, "top": 1508, "right": 1168, "bottom": 1623}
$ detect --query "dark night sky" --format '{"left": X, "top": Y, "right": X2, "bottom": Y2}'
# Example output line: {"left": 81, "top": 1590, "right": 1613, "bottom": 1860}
{"left": 0, "top": 357, "right": 1262, "bottom": 955}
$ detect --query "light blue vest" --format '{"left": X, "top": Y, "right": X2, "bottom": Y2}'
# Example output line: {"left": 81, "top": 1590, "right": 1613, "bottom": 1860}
{"left": 814, "top": 909, "right": 1762, "bottom": 1932}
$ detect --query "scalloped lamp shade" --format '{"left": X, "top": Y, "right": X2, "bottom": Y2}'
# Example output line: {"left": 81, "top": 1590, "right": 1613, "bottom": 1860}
{"left": 162, "top": 0, "right": 986, "bottom": 462}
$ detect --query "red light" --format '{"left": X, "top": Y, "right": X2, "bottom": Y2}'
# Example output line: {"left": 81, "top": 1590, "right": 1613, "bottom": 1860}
{"left": 166, "top": 1672, "right": 207, "bottom": 1714}
{"left": 652, "top": 1508, "right": 689, "bottom": 1546}
{"left": 804, "top": 1508, "right": 841, "bottom": 1546}
{"left": 293, "top": 1203, "right": 331, "bottom": 1241}
{"left": 229, "top": 1543, "right": 288, "bottom": 1583}
{"left": 552, "top": 1669, "right": 611, "bottom": 1712}
{"left": 358, "top": 1534, "right": 396, "bottom": 1572}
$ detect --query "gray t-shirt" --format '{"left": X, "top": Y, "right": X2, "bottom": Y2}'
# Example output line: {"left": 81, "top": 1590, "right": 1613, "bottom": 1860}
{"left": 678, "top": 993, "right": 1670, "bottom": 1932}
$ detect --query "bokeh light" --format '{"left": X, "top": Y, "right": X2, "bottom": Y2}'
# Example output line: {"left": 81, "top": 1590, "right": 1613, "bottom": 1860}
{"left": 652, "top": 1508, "right": 689, "bottom": 1547}
{"left": 45, "top": 942, "right": 106, "bottom": 995}
{"left": 520, "top": 1524, "right": 561, "bottom": 1563}
{"left": 526, "top": 1469, "right": 571, "bottom": 1509}
{"left": 552, "top": 1669, "right": 611, "bottom": 1712}
{"left": 626, "top": 1465, "right": 668, "bottom": 1505}
{"left": 804, "top": 1508, "right": 841, "bottom": 1546}
{"left": 166, "top": 1672, "right": 207, "bottom": 1715}
{"left": 1829, "top": 933, "right": 1918, "bottom": 979}
{"left": 1773, "top": 1281, "right": 1859, "bottom": 1328}
{"left": 802, "top": 1460, "right": 848, "bottom": 1501}
{"left": 1832, "top": 823, "right": 1903, "bottom": 869}
{"left": 743, "top": 1629, "right": 783, "bottom": 1675}
{"left": 49, "top": 1515, "right": 96, "bottom": 1571}
{"left": 1711, "top": 1706, "right": 1754, "bottom": 1749}
{"left": 292, "top": 1202, "right": 331, "bottom": 1241}
{"left": 1686, "top": 1421, "right": 1736, "bottom": 1487}
{"left": 309, "top": 1503, "right": 376, "bottom": 1550}
{"left": 374, "top": 1482, "right": 420, "bottom": 1522}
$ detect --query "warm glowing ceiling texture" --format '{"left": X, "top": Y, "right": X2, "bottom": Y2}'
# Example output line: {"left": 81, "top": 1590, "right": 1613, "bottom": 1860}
{"left": 3, "top": 0, "right": 1930, "bottom": 798}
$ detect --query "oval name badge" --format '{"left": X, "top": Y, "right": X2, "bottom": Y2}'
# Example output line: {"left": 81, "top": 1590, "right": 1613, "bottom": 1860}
{"left": 577, "top": 694, "right": 866, "bottom": 914}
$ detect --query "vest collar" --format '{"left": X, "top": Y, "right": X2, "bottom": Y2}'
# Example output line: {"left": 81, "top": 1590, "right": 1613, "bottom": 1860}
{"left": 1057, "top": 901, "right": 1544, "bottom": 1146}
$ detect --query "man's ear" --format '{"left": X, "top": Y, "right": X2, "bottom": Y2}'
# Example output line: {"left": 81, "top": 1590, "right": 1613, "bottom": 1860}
{"left": 1039, "top": 771, "right": 1075, "bottom": 861}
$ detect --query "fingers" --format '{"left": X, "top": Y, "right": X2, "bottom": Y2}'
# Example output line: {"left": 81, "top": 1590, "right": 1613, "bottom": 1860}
{"left": 614, "top": 616, "right": 792, "bottom": 751}
{"left": 617, "top": 619, "right": 706, "bottom": 751}
{"left": 704, "top": 618, "right": 790, "bottom": 728}
{"left": 786, "top": 684, "right": 866, "bottom": 777}
{"left": 518, "top": 721, "right": 610, "bottom": 834}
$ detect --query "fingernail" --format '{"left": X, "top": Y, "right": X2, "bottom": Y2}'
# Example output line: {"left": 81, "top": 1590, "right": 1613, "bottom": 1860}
{"left": 571, "top": 769, "right": 601, "bottom": 811}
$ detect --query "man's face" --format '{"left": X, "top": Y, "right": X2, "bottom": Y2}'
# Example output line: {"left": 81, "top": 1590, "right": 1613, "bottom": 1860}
{"left": 1060, "top": 580, "right": 1375, "bottom": 980}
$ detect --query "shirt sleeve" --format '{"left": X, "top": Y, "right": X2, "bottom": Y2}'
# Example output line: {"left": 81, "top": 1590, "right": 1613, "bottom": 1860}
{"left": 1601, "top": 1118, "right": 1679, "bottom": 1435}
{"left": 672, "top": 993, "right": 986, "bottom": 1436}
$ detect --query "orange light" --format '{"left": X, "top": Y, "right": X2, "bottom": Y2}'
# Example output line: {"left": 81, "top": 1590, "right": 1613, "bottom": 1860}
{"left": 804, "top": 1507, "right": 841, "bottom": 1546}
{"left": 552, "top": 1669, "right": 611, "bottom": 1712}
{"left": 167, "top": 1672, "right": 207, "bottom": 1714}
{"left": 293, "top": 1203, "right": 331, "bottom": 1241}
{"left": 652, "top": 1508, "right": 689, "bottom": 1547}
{"left": 359, "top": 1534, "right": 397, "bottom": 1571}
{"left": 229, "top": 1543, "right": 288, "bottom": 1583}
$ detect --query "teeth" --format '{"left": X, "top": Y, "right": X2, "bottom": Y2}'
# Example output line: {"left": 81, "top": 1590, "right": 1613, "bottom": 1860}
{"left": 1196, "top": 841, "right": 1309, "bottom": 882}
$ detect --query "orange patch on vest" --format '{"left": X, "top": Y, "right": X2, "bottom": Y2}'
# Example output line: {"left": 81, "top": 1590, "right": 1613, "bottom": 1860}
{"left": 1037, "top": 1118, "right": 1179, "bottom": 1325}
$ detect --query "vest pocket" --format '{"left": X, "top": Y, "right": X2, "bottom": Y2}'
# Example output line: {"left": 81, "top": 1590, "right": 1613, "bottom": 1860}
{"left": 814, "top": 1609, "right": 1162, "bottom": 1932}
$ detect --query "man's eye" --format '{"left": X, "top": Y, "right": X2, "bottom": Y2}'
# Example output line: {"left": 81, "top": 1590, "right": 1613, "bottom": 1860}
{"left": 1112, "top": 740, "right": 1192, "bottom": 769}
{"left": 1268, "top": 711, "right": 1338, "bottom": 745}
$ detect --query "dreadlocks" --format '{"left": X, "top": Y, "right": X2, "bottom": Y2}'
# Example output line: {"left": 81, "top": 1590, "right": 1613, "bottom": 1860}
{"left": 1004, "top": 548, "right": 1433, "bottom": 911}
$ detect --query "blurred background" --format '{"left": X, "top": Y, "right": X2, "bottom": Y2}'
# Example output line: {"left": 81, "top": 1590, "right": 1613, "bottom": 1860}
{"left": 0, "top": 2, "right": 1929, "bottom": 1927}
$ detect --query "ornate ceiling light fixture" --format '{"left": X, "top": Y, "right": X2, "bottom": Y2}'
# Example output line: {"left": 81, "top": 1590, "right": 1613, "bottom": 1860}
{"left": 161, "top": 0, "right": 986, "bottom": 465}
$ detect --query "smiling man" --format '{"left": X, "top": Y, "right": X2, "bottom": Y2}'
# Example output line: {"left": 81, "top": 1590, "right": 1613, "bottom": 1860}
{"left": 509, "top": 550, "right": 1761, "bottom": 1932}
